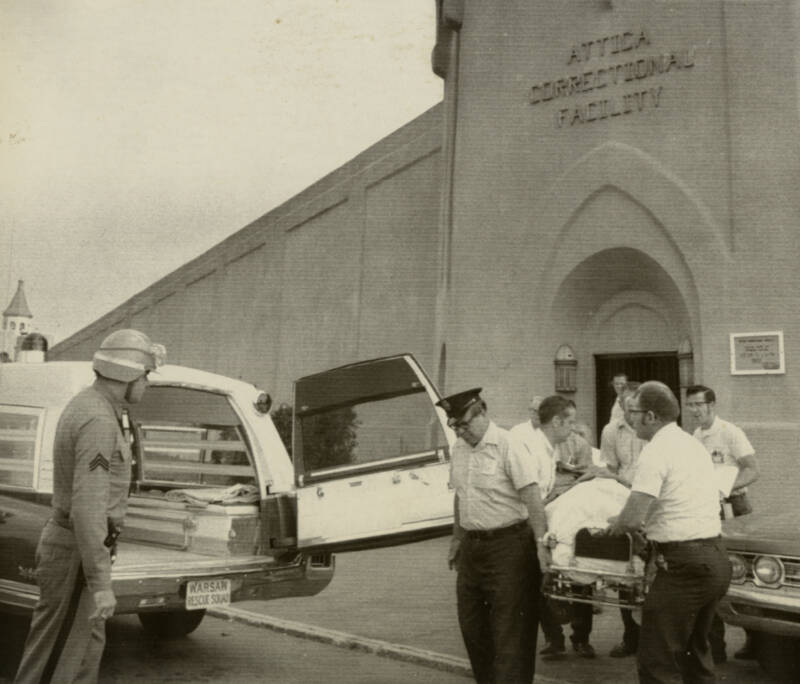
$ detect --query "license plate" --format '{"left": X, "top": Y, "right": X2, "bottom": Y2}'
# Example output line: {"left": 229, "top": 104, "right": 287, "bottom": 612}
{"left": 185, "top": 579, "right": 231, "bottom": 610}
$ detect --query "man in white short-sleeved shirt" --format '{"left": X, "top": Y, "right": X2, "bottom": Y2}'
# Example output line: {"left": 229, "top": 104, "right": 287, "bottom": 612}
{"left": 510, "top": 395, "right": 557, "bottom": 499}
{"left": 609, "top": 381, "right": 731, "bottom": 683}
{"left": 687, "top": 384, "right": 758, "bottom": 509}
{"left": 441, "top": 388, "right": 549, "bottom": 684}
{"left": 687, "top": 383, "right": 759, "bottom": 662}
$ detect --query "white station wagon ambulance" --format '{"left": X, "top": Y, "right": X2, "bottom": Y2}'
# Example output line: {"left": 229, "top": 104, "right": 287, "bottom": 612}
{"left": 0, "top": 354, "right": 454, "bottom": 637}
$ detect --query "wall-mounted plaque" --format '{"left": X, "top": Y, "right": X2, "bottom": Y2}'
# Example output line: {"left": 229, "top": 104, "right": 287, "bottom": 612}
{"left": 729, "top": 331, "right": 785, "bottom": 375}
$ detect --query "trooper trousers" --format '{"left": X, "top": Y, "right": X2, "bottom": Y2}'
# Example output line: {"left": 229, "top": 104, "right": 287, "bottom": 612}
{"left": 456, "top": 523, "right": 541, "bottom": 684}
{"left": 637, "top": 537, "right": 732, "bottom": 684}
{"left": 14, "top": 520, "right": 106, "bottom": 684}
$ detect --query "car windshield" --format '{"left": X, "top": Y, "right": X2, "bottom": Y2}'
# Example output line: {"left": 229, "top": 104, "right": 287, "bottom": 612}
{"left": 294, "top": 358, "right": 448, "bottom": 477}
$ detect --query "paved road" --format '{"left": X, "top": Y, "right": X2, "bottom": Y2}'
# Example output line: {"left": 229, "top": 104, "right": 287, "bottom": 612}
{"left": 235, "top": 536, "right": 776, "bottom": 684}
{"left": 0, "top": 612, "right": 469, "bottom": 684}
{"left": 0, "top": 537, "right": 778, "bottom": 683}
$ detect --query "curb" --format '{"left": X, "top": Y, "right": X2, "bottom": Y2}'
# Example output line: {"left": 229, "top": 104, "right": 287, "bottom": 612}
{"left": 209, "top": 606, "right": 568, "bottom": 683}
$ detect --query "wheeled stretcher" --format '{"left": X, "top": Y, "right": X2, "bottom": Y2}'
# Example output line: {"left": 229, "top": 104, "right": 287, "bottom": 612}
{"left": 540, "top": 478, "right": 649, "bottom": 610}
{"left": 544, "top": 527, "right": 648, "bottom": 609}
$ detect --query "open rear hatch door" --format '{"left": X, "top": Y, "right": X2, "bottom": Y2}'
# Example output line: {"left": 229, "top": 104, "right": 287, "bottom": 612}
{"left": 293, "top": 354, "right": 454, "bottom": 552}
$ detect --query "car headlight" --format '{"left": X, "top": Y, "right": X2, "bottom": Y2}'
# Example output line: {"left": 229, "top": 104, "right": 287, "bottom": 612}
{"left": 753, "top": 555, "right": 783, "bottom": 586}
{"left": 728, "top": 554, "right": 747, "bottom": 583}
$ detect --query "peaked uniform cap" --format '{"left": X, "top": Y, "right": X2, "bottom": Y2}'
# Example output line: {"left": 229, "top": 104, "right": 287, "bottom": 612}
{"left": 436, "top": 387, "right": 483, "bottom": 420}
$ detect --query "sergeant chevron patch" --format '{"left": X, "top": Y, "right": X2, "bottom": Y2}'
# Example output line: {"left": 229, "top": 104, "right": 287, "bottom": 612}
{"left": 89, "top": 453, "right": 110, "bottom": 472}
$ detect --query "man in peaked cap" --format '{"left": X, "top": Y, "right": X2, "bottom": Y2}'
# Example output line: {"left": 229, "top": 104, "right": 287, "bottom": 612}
{"left": 440, "top": 388, "right": 549, "bottom": 684}
{"left": 15, "top": 329, "right": 165, "bottom": 684}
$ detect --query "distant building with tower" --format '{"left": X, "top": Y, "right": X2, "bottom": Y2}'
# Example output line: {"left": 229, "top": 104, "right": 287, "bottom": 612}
{"left": 49, "top": 1, "right": 800, "bottom": 516}
{"left": 2, "top": 280, "right": 33, "bottom": 360}
{"left": 1, "top": 280, "right": 50, "bottom": 362}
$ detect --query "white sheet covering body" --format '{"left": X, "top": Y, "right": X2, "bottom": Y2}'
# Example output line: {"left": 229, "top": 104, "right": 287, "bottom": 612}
{"left": 545, "top": 478, "right": 645, "bottom": 581}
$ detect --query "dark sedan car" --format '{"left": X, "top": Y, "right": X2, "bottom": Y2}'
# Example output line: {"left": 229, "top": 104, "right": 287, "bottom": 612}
{"left": 720, "top": 509, "right": 800, "bottom": 682}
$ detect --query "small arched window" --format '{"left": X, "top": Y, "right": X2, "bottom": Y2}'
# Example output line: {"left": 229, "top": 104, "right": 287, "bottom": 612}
{"left": 9, "top": 322, "right": 15, "bottom": 331}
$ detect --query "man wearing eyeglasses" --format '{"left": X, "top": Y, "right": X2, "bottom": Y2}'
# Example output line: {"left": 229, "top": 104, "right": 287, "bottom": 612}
{"left": 686, "top": 383, "right": 759, "bottom": 663}
{"left": 439, "top": 388, "right": 548, "bottom": 684}
{"left": 608, "top": 381, "right": 731, "bottom": 683}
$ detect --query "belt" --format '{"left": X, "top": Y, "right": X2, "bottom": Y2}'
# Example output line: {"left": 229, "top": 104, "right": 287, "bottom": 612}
{"left": 463, "top": 520, "right": 528, "bottom": 540}
{"left": 653, "top": 536, "right": 721, "bottom": 553}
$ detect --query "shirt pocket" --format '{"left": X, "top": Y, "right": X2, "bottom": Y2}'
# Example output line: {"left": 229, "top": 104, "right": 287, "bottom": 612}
{"left": 470, "top": 454, "right": 498, "bottom": 488}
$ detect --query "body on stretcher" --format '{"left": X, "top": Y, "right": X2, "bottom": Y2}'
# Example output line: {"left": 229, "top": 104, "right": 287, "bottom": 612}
{"left": 544, "top": 528, "right": 649, "bottom": 609}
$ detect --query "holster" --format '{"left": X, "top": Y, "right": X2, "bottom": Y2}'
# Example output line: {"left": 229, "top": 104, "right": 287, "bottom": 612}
{"left": 104, "top": 519, "right": 121, "bottom": 563}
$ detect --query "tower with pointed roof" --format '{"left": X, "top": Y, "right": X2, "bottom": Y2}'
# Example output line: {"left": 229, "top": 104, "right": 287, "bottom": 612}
{"left": 2, "top": 280, "right": 34, "bottom": 359}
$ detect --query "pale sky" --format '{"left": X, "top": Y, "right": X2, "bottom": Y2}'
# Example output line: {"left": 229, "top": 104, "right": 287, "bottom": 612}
{"left": 0, "top": 0, "right": 443, "bottom": 342}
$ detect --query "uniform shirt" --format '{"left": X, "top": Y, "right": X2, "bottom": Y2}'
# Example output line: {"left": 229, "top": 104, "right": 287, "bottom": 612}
{"left": 609, "top": 398, "right": 624, "bottom": 426}
{"left": 51, "top": 384, "right": 132, "bottom": 593}
{"left": 631, "top": 422, "right": 721, "bottom": 542}
{"left": 693, "top": 416, "right": 754, "bottom": 496}
{"left": 551, "top": 432, "right": 593, "bottom": 498}
{"left": 509, "top": 420, "right": 555, "bottom": 499}
{"left": 600, "top": 417, "right": 647, "bottom": 485}
{"left": 450, "top": 421, "right": 538, "bottom": 530}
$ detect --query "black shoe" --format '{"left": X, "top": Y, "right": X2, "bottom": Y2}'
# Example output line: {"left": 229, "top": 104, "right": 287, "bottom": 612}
{"left": 539, "top": 641, "right": 566, "bottom": 658}
{"left": 573, "top": 642, "right": 596, "bottom": 659}
{"left": 734, "top": 644, "right": 757, "bottom": 660}
{"left": 609, "top": 642, "right": 636, "bottom": 658}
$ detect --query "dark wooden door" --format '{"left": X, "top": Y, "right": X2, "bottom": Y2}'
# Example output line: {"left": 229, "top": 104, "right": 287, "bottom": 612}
{"left": 595, "top": 352, "right": 680, "bottom": 433}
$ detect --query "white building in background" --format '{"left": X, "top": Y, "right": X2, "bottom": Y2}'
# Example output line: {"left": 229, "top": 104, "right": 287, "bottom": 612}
{"left": 2, "top": 280, "right": 33, "bottom": 360}
{"left": 50, "top": 1, "right": 800, "bottom": 517}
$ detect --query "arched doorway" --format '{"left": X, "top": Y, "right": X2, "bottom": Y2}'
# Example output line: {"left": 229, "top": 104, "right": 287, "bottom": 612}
{"left": 548, "top": 242, "right": 694, "bottom": 442}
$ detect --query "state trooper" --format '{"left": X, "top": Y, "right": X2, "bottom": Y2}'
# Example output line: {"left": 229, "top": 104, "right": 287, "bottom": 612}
{"left": 15, "top": 329, "right": 165, "bottom": 684}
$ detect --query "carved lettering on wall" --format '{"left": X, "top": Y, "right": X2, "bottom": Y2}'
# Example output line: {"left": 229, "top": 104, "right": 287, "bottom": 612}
{"left": 527, "top": 28, "right": 696, "bottom": 128}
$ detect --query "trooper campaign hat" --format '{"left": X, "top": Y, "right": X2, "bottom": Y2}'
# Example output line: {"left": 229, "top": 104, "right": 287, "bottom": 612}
{"left": 436, "top": 388, "right": 483, "bottom": 420}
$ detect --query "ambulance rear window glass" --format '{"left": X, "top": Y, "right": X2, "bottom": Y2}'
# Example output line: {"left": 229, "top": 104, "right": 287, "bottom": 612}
{"left": 0, "top": 407, "right": 41, "bottom": 488}
{"left": 130, "top": 387, "right": 254, "bottom": 488}
{"left": 296, "top": 389, "right": 447, "bottom": 474}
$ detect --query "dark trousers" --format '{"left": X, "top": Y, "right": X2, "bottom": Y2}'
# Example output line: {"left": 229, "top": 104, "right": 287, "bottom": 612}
{"left": 457, "top": 525, "right": 541, "bottom": 684}
{"left": 540, "top": 600, "right": 593, "bottom": 646}
{"left": 15, "top": 520, "right": 106, "bottom": 684}
{"left": 637, "top": 538, "right": 732, "bottom": 684}
{"left": 709, "top": 496, "right": 753, "bottom": 659}
{"left": 620, "top": 607, "right": 640, "bottom": 650}
{"left": 618, "top": 587, "right": 640, "bottom": 650}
